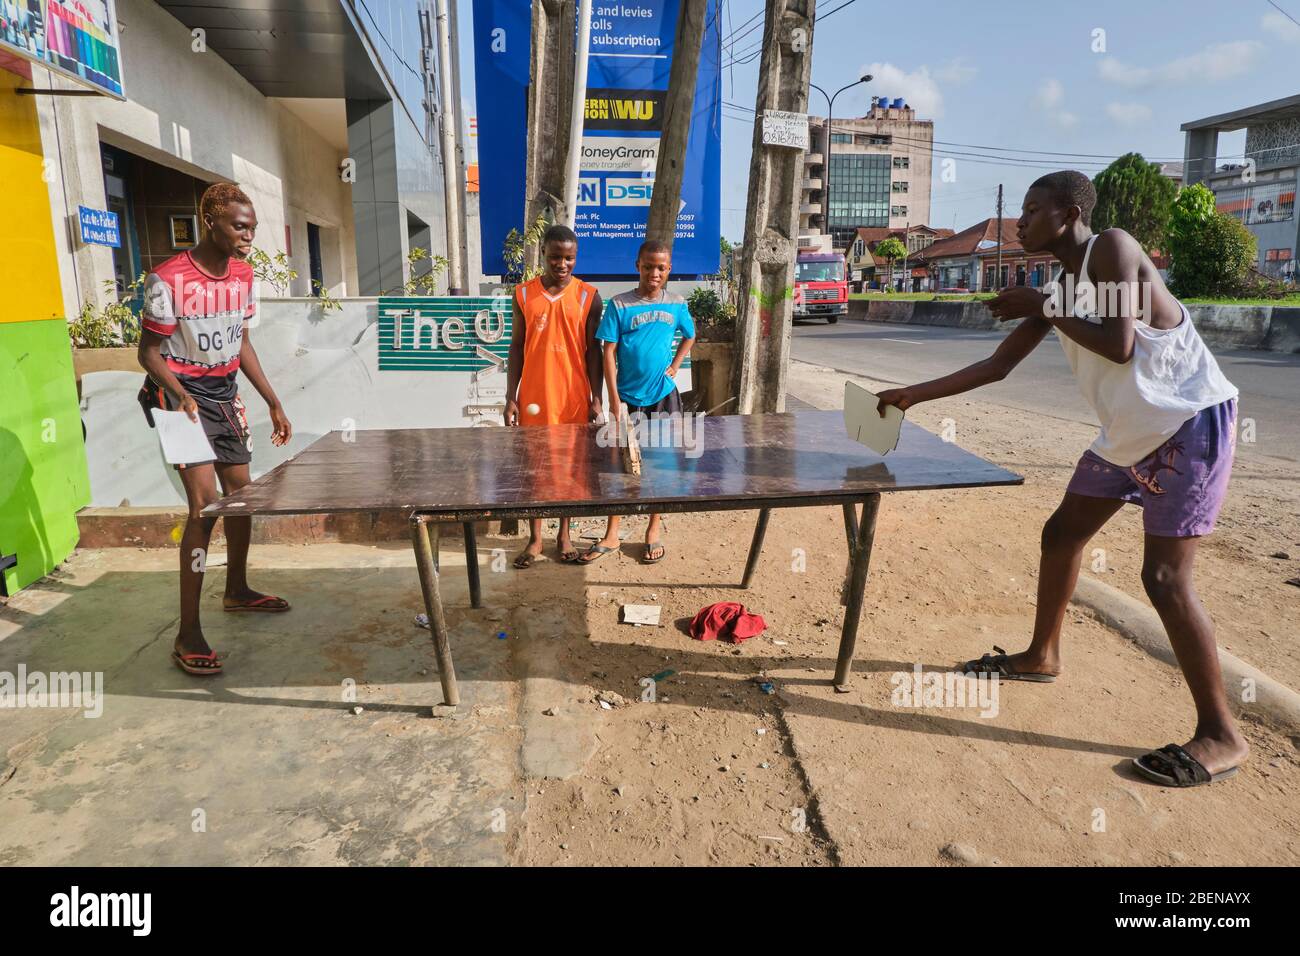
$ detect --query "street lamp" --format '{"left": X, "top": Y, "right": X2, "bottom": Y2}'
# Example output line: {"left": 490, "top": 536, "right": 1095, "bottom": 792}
{"left": 809, "top": 72, "right": 871, "bottom": 249}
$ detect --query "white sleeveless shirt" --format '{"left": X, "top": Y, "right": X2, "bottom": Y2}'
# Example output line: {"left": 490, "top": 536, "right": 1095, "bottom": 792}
{"left": 1047, "top": 235, "right": 1237, "bottom": 467}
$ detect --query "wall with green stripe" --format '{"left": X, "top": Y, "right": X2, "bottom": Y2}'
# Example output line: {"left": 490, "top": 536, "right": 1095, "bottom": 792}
{"left": 0, "top": 319, "right": 92, "bottom": 594}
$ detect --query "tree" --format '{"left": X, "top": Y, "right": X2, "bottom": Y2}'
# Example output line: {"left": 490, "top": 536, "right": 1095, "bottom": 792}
{"left": 874, "top": 237, "right": 907, "bottom": 289}
{"left": 1092, "top": 152, "right": 1176, "bottom": 252}
{"left": 1165, "top": 184, "right": 1257, "bottom": 298}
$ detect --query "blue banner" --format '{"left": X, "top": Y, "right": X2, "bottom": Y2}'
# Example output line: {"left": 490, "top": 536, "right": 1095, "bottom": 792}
{"left": 78, "top": 206, "right": 120, "bottom": 247}
{"left": 472, "top": 0, "right": 721, "bottom": 278}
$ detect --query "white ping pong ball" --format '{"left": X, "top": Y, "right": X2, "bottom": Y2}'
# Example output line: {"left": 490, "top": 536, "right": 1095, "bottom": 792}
{"left": 526, "top": 403, "right": 540, "bottom": 416}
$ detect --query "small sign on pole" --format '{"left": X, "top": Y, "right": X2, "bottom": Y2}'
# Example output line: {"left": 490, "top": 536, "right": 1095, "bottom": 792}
{"left": 78, "top": 206, "right": 121, "bottom": 248}
{"left": 761, "top": 109, "right": 810, "bottom": 150}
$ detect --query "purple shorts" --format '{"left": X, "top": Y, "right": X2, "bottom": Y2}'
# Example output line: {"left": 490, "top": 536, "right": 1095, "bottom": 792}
{"left": 1066, "top": 399, "right": 1237, "bottom": 538}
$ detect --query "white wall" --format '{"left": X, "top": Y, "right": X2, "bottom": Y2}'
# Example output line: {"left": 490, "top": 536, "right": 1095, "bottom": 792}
{"left": 80, "top": 296, "right": 690, "bottom": 507}
{"left": 37, "top": 0, "right": 357, "bottom": 318}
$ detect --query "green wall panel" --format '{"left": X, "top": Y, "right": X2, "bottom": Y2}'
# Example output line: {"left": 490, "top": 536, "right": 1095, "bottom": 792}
{"left": 0, "top": 318, "right": 91, "bottom": 593}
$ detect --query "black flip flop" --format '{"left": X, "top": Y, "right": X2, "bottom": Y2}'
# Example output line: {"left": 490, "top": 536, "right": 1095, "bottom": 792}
{"left": 577, "top": 544, "right": 615, "bottom": 564}
{"left": 960, "top": 645, "right": 1057, "bottom": 682}
{"left": 1132, "top": 743, "right": 1240, "bottom": 788}
{"left": 642, "top": 542, "right": 666, "bottom": 564}
{"left": 513, "top": 551, "right": 539, "bottom": 570}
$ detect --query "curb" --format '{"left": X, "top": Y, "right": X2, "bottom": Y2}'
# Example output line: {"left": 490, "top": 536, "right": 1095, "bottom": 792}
{"left": 1071, "top": 574, "right": 1300, "bottom": 736}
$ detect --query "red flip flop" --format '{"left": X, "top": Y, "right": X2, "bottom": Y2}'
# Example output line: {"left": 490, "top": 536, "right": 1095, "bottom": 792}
{"left": 172, "top": 650, "right": 224, "bottom": 676}
{"left": 223, "top": 595, "right": 291, "bottom": 613}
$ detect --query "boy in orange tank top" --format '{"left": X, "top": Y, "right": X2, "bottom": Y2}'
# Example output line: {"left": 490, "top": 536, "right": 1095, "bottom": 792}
{"left": 504, "top": 224, "right": 605, "bottom": 567}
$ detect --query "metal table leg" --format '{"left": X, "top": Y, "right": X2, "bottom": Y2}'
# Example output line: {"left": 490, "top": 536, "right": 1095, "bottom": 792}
{"left": 833, "top": 494, "right": 881, "bottom": 692}
{"left": 412, "top": 516, "right": 459, "bottom": 707}
{"left": 841, "top": 502, "right": 859, "bottom": 557}
{"left": 463, "top": 521, "right": 481, "bottom": 609}
{"left": 741, "top": 508, "right": 771, "bottom": 588}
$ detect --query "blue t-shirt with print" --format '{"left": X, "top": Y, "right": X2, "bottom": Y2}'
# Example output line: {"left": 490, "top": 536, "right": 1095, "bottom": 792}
{"left": 595, "top": 290, "right": 696, "bottom": 408}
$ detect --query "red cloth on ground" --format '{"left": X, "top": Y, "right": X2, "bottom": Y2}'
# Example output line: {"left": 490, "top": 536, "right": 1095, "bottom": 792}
{"left": 690, "top": 602, "right": 767, "bottom": 643}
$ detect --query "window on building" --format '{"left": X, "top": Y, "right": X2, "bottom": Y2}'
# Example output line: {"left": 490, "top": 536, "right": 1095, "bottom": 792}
{"left": 892, "top": 156, "right": 909, "bottom": 169}
{"left": 891, "top": 181, "right": 909, "bottom": 193}
{"left": 828, "top": 153, "right": 892, "bottom": 243}
{"left": 853, "top": 239, "right": 864, "bottom": 258}
{"left": 890, "top": 205, "right": 908, "bottom": 217}
{"left": 866, "top": 135, "right": 890, "bottom": 146}
{"left": 985, "top": 267, "right": 995, "bottom": 289}
{"left": 830, "top": 133, "right": 853, "bottom": 145}
{"left": 1000, "top": 265, "right": 1009, "bottom": 287}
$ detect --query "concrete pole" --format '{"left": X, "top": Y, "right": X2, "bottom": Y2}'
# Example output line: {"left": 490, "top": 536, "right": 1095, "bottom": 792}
{"left": 434, "top": 0, "right": 465, "bottom": 293}
{"left": 645, "top": 0, "right": 708, "bottom": 250}
{"left": 731, "top": 0, "right": 818, "bottom": 415}
{"left": 447, "top": 0, "right": 472, "bottom": 292}
{"left": 561, "top": 0, "right": 594, "bottom": 228}
{"left": 523, "top": 0, "right": 575, "bottom": 274}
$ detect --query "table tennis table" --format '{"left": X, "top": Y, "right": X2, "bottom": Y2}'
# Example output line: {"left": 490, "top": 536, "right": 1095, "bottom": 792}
{"left": 206, "top": 410, "right": 1021, "bottom": 707}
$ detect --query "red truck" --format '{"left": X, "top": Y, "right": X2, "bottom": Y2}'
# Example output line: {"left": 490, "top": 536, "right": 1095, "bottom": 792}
{"left": 793, "top": 251, "right": 847, "bottom": 323}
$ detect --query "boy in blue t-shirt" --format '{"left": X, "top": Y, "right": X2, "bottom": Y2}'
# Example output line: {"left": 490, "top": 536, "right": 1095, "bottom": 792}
{"left": 578, "top": 239, "right": 696, "bottom": 564}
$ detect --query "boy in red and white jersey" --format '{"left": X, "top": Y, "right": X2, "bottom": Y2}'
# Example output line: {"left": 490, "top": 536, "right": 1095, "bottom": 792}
{"left": 137, "top": 182, "right": 293, "bottom": 676}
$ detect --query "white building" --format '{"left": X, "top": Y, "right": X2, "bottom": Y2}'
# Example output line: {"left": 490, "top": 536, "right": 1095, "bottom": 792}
{"left": 800, "top": 96, "right": 934, "bottom": 249}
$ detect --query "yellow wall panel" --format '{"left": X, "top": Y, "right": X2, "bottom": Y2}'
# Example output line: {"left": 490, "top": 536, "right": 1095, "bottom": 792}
{"left": 0, "top": 68, "right": 64, "bottom": 325}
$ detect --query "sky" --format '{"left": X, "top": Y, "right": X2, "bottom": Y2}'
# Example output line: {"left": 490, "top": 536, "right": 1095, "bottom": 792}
{"left": 457, "top": 0, "right": 1300, "bottom": 242}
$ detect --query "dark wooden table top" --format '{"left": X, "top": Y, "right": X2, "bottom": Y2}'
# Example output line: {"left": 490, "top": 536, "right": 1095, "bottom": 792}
{"left": 204, "top": 410, "right": 1022, "bottom": 518}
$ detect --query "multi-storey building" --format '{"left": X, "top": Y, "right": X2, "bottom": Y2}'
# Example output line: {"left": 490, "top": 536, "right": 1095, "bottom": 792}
{"left": 799, "top": 96, "right": 934, "bottom": 249}
{"left": 1183, "top": 94, "right": 1299, "bottom": 281}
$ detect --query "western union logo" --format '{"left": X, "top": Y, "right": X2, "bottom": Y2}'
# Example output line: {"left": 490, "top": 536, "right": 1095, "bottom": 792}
{"left": 583, "top": 87, "right": 665, "bottom": 131}
{"left": 586, "top": 96, "right": 655, "bottom": 121}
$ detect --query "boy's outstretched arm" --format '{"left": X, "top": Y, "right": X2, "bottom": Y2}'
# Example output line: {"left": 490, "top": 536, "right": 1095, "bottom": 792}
{"left": 876, "top": 315, "right": 1052, "bottom": 415}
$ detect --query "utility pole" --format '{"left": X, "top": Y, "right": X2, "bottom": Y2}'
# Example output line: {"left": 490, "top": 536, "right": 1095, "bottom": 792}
{"left": 433, "top": 0, "right": 465, "bottom": 293}
{"left": 731, "top": 0, "right": 818, "bottom": 415}
{"left": 900, "top": 220, "right": 909, "bottom": 292}
{"left": 561, "top": 0, "right": 594, "bottom": 228}
{"left": 995, "top": 183, "right": 1003, "bottom": 291}
{"left": 447, "top": 0, "right": 472, "bottom": 292}
{"left": 522, "top": 0, "right": 576, "bottom": 274}
{"left": 645, "top": 0, "right": 708, "bottom": 250}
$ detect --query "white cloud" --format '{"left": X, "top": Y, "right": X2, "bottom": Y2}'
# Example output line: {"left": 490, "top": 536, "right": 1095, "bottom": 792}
{"left": 1105, "top": 101, "right": 1154, "bottom": 126}
{"left": 861, "top": 61, "right": 945, "bottom": 118}
{"left": 935, "top": 58, "right": 978, "bottom": 85}
{"left": 1097, "top": 40, "right": 1264, "bottom": 88}
{"left": 1032, "top": 79, "right": 1078, "bottom": 128}
{"left": 1262, "top": 11, "right": 1300, "bottom": 43}
{"left": 1034, "top": 78, "right": 1065, "bottom": 110}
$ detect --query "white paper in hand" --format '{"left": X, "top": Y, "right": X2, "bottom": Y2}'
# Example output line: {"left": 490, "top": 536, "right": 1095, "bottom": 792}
{"left": 153, "top": 409, "right": 216, "bottom": 465}
{"left": 843, "top": 381, "right": 903, "bottom": 456}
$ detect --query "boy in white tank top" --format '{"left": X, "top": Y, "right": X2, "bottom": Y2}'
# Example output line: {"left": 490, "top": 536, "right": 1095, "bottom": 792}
{"left": 877, "top": 171, "right": 1246, "bottom": 787}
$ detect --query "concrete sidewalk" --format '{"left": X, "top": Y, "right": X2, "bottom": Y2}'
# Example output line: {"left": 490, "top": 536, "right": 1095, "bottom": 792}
{"left": 0, "top": 546, "right": 523, "bottom": 865}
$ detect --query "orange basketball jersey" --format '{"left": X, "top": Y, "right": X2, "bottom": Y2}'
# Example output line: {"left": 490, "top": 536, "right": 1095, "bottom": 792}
{"left": 514, "top": 275, "right": 598, "bottom": 426}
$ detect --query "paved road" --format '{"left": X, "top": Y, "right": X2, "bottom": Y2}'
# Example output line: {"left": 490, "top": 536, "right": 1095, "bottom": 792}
{"left": 790, "top": 320, "right": 1300, "bottom": 465}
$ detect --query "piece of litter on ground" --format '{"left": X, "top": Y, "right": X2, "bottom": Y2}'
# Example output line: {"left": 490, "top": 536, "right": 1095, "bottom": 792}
{"left": 757, "top": 835, "right": 785, "bottom": 842}
{"left": 415, "top": 613, "right": 429, "bottom": 629}
{"left": 650, "top": 669, "right": 675, "bottom": 682}
{"left": 599, "top": 700, "right": 612, "bottom": 710}
{"left": 543, "top": 707, "right": 559, "bottom": 716}
{"left": 756, "top": 728, "right": 766, "bottom": 735}
{"left": 772, "top": 640, "right": 788, "bottom": 646}
{"left": 621, "top": 604, "right": 662, "bottom": 626}
{"left": 350, "top": 706, "right": 364, "bottom": 715}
